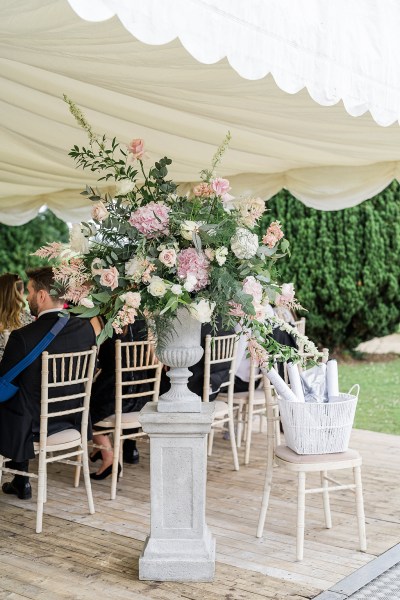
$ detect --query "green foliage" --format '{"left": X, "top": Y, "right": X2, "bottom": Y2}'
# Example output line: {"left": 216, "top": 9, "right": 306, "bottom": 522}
{"left": 262, "top": 183, "right": 400, "bottom": 350}
{"left": 0, "top": 210, "right": 69, "bottom": 279}
{"left": 339, "top": 358, "right": 400, "bottom": 434}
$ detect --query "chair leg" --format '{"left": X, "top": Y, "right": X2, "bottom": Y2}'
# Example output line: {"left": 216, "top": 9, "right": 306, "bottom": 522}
{"left": 256, "top": 450, "right": 274, "bottom": 538}
{"left": 111, "top": 434, "right": 122, "bottom": 501}
{"left": 0, "top": 455, "right": 3, "bottom": 485}
{"left": 273, "top": 405, "right": 281, "bottom": 446}
{"left": 296, "top": 472, "right": 306, "bottom": 560}
{"left": 228, "top": 412, "right": 239, "bottom": 471}
{"left": 354, "top": 465, "right": 367, "bottom": 551}
{"left": 74, "top": 453, "right": 82, "bottom": 488}
{"left": 82, "top": 446, "right": 95, "bottom": 515}
{"left": 36, "top": 452, "right": 47, "bottom": 533}
{"left": 321, "top": 470, "right": 332, "bottom": 529}
{"left": 119, "top": 437, "right": 124, "bottom": 479}
{"left": 207, "top": 428, "right": 215, "bottom": 456}
{"left": 236, "top": 403, "right": 244, "bottom": 448}
{"left": 245, "top": 399, "right": 254, "bottom": 466}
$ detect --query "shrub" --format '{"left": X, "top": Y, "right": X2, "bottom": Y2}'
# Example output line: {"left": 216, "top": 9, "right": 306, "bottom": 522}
{"left": 0, "top": 210, "right": 69, "bottom": 279}
{"left": 262, "top": 182, "right": 400, "bottom": 350}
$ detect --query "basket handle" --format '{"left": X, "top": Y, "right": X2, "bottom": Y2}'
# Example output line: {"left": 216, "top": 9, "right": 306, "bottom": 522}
{"left": 348, "top": 384, "right": 360, "bottom": 398}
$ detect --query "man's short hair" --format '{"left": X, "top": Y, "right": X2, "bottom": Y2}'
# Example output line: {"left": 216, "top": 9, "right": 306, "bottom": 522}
{"left": 25, "top": 266, "right": 65, "bottom": 301}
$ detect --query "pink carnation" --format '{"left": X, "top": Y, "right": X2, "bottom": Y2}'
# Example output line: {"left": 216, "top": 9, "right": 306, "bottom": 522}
{"left": 228, "top": 301, "right": 245, "bottom": 317}
{"left": 211, "top": 178, "right": 230, "bottom": 197}
{"left": 177, "top": 248, "right": 210, "bottom": 292}
{"left": 193, "top": 182, "right": 213, "bottom": 197}
{"left": 129, "top": 202, "right": 170, "bottom": 238}
{"left": 262, "top": 220, "right": 284, "bottom": 248}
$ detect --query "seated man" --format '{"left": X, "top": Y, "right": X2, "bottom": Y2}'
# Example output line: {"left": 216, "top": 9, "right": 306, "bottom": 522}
{"left": 0, "top": 266, "right": 96, "bottom": 500}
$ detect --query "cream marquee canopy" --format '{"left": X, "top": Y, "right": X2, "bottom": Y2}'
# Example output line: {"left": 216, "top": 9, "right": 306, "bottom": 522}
{"left": 1, "top": 0, "right": 400, "bottom": 225}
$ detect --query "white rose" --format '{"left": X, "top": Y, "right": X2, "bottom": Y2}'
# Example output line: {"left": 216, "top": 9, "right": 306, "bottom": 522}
{"left": 215, "top": 246, "right": 228, "bottom": 266}
{"left": 115, "top": 180, "right": 135, "bottom": 195}
{"left": 69, "top": 223, "right": 90, "bottom": 255}
{"left": 79, "top": 297, "right": 94, "bottom": 308}
{"left": 189, "top": 299, "right": 216, "bottom": 323}
{"left": 230, "top": 227, "right": 259, "bottom": 259}
{"left": 171, "top": 284, "right": 183, "bottom": 295}
{"left": 120, "top": 291, "right": 141, "bottom": 308}
{"left": 180, "top": 220, "right": 199, "bottom": 241}
{"left": 183, "top": 274, "right": 197, "bottom": 292}
{"left": 91, "top": 201, "right": 109, "bottom": 222}
{"left": 148, "top": 276, "right": 167, "bottom": 297}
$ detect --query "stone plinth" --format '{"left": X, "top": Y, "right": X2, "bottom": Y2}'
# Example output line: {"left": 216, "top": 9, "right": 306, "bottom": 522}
{"left": 138, "top": 402, "right": 215, "bottom": 581}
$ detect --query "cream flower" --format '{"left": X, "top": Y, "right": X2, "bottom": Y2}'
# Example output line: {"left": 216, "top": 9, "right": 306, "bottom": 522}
{"left": 79, "top": 296, "right": 94, "bottom": 308}
{"left": 171, "top": 284, "right": 183, "bottom": 295}
{"left": 148, "top": 276, "right": 167, "bottom": 297}
{"left": 115, "top": 180, "right": 135, "bottom": 196}
{"left": 120, "top": 291, "right": 141, "bottom": 308}
{"left": 180, "top": 220, "right": 201, "bottom": 241}
{"left": 159, "top": 248, "right": 177, "bottom": 267}
{"left": 189, "top": 299, "right": 216, "bottom": 323}
{"left": 91, "top": 201, "right": 109, "bottom": 222}
{"left": 69, "top": 224, "right": 89, "bottom": 255}
{"left": 183, "top": 274, "right": 197, "bottom": 292}
{"left": 215, "top": 246, "right": 228, "bottom": 266}
{"left": 230, "top": 228, "right": 259, "bottom": 259}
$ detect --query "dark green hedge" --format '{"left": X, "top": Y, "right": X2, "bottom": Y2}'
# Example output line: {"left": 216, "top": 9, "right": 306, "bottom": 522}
{"left": 262, "top": 182, "right": 400, "bottom": 350}
{"left": 0, "top": 210, "right": 69, "bottom": 279}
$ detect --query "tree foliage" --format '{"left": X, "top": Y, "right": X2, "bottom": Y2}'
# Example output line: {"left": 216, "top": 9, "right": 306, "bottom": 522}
{"left": 261, "top": 183, "right": 400, "bottom": 350}
{"left": 0, "top": 210, "right": 69, "bottom": 279}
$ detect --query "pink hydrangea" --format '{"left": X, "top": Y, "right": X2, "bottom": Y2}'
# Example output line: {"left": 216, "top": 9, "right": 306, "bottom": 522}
{"left": 129, "top": 202, "right": 170, "bottom": 238}
{"left": 262, "top": 220, "right": 284, "bottom": 248}
{"left": 177, "top": 248, "right": 210, "bottom": 292}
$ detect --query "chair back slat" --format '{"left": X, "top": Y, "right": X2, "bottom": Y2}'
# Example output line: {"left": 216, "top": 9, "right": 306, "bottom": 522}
{"left": 203, "top": 333, "right": 238, "bottom": 403}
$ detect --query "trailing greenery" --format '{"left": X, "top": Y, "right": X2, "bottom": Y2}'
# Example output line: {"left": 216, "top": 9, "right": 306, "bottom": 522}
{"left": 261, "top": 183, "right": 400, "bottom": 350}
{"left": 0, "top": 210, "right": 69, "bottom": 279}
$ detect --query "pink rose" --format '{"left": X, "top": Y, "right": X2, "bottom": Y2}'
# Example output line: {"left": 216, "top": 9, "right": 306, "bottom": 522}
{"left": 211, "top": 177, "right": 230, "bottom": 197}
{"left": 159, "top": 248, "right": 177, "bottom": 268}
{"left": 127, "top": 138, "right": 145, "bottom": 159}
{"left": 242, "top": 276, "right": 263, "bottom": 304}
{"left": 99, "top": 266, "right": 120, "bottom": 291}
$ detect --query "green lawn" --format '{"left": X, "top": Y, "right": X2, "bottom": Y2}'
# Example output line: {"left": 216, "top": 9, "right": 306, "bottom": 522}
{"left": 338, "top": 358, "right": 400, "bottom": 435}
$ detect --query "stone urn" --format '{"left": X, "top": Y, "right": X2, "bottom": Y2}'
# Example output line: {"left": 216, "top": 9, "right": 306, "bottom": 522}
{"left": 155, "top": 307, "right": 204, "bottom": 412}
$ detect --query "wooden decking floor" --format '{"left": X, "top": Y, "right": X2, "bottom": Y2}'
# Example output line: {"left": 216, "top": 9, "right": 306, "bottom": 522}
{"left": 1, "top": 427, "right": 399, "bottom": 599}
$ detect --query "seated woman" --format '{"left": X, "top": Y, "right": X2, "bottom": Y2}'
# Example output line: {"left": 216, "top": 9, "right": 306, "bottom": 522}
{"left": 0, "top": 272, "right": 33, "bottom": 361}
{"left": 89, "top": 319, "right": 150, "bottom": 479}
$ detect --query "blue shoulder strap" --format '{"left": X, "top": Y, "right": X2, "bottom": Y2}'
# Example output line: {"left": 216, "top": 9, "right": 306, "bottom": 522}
{"left": 2, "top": 315, "right": 70, "bottom": 384}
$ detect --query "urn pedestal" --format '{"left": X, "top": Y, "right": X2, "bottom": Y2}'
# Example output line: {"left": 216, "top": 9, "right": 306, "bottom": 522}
{"left": 139, "top": 308, "right": 215, "bottom": 581}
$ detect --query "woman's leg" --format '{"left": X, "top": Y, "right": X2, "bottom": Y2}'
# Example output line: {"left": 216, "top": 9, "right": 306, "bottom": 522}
{"left": 92, "top": 433, "right": 113, "bottom": 475}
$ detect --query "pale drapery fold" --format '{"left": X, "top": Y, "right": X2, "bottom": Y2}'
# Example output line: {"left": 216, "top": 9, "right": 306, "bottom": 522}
{"left": 1, "top": 0, "right": 400, "bottom": 224}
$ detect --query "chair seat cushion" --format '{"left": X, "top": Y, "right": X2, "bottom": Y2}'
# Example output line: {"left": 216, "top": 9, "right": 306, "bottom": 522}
{"left": 219, "top": 389, "right": 266, "bottom": 405}
{"left": 275, "top": 445, "right": 360, "bottom": 464}
{"left": 34, "top": 428, "right": 81, "bottom": 449}
{"left": 95, "top": 411, "right": 142, "bottom": 428}
{"left": 213, "top": 400, "right": 229, "bottom": 417}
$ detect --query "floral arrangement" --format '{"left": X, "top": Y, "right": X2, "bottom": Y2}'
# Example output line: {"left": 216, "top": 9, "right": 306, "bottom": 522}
{"left": 34, "top": 97, "right": 321, "bottom": 366}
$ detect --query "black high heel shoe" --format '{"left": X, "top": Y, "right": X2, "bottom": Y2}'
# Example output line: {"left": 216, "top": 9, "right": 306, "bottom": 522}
{"left": 89, "top": 450, "right": 102, "bottom": 463}
{"left": 90, "top": 463, "right": 121, "bottom": 481}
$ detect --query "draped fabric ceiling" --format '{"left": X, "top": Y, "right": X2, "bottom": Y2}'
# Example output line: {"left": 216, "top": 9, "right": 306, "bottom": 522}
{"left": 1, "top": 0, "right": 400, "bottom": 225}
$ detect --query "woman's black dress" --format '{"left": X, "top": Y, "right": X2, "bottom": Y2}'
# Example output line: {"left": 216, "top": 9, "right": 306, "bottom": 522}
{"left": 90, "top": 320, "right": 151, "bottom": 425}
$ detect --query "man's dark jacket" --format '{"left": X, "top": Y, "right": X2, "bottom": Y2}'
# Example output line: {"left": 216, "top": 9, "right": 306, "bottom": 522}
{"left": 0, "top": 313, "right": 96, "bottom": 462}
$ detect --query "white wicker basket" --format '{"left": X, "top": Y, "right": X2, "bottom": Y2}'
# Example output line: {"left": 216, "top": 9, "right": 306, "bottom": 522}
{"left": 278, "top": 385, "right": 359, "bottom": 455}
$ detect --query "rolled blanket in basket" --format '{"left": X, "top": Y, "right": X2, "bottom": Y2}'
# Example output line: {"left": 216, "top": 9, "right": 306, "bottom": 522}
{"left": 264, "top": 367, "right": 301, "bottom": 403}
{"left": 326, "top": 359, "right": 339, "bottom": 400}
{"left": 287, "top": 362, "right": 305, "bottom": 402}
